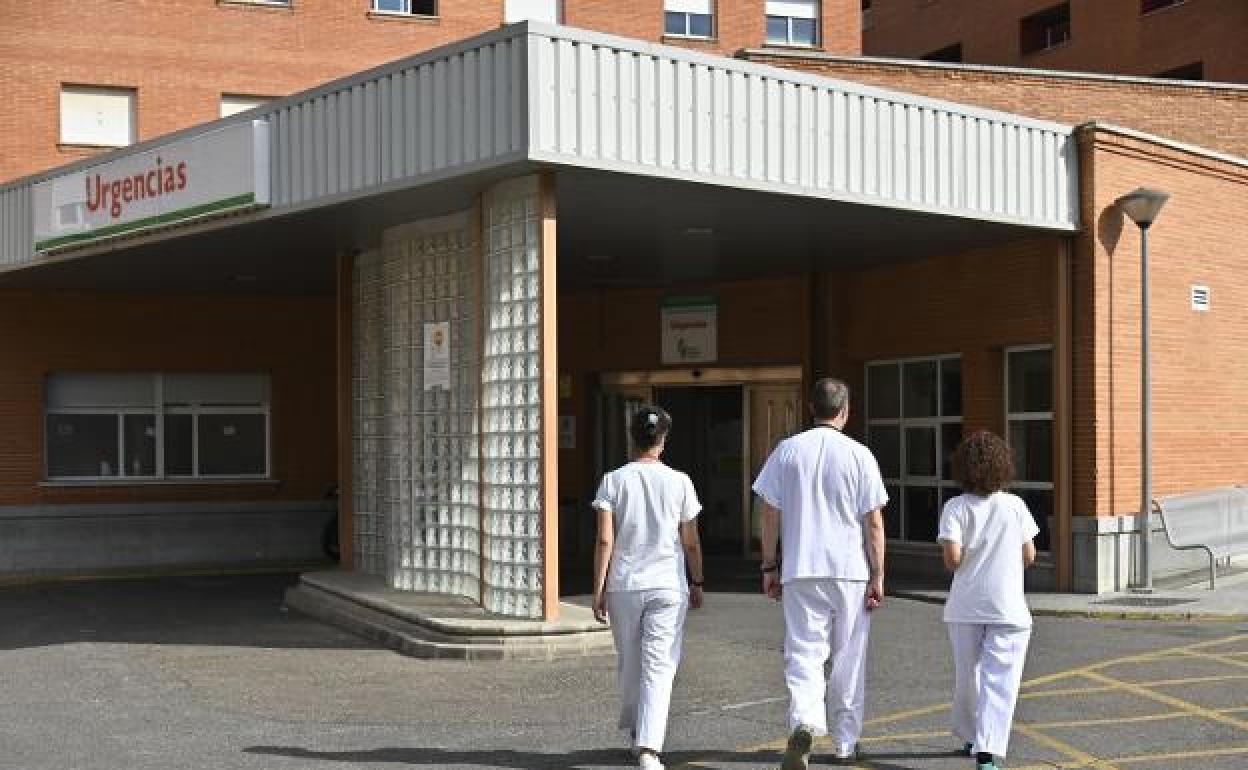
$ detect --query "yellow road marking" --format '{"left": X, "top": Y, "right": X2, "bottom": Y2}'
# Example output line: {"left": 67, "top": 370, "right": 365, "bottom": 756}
{"left": 1111, "top": 745, "right": 1248, "bottom": 764}
{"left": 1013, "top": 722, "right": 1122, "bottom": 770}
{"left": 1078, "top": 669, "right": 1248, "bottom": 733}
{"left": 1178, "top": 647, "right": 1248, "bottom": 671}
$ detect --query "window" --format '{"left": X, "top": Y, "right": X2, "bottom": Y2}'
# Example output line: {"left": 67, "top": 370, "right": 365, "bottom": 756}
{"left": 766, "top": 0, "right": 819, "bottom": 47}
{"left": 861, "top": 0, "right": 873, "bottom": 30}
{"left": 60, "top": 86, "right": 135, "bottom": 147}
{"left": 923, "top": 43, "right": 963, "bottom": 63}
{"left": 1141, "top": 0, "right": 1184, "bottom": 13}
{"left": 1020, "top": 2, "right": 1070, "bottom": 55}
{"left": 1154, "top": 62, "right": 1203, "bottom": 80}
{"left": 220, "top": 94, "right": 272, "bottom": 118}
{"left": 46, "top": 373, "right": 271, "bottom": 480}
{"left": 372, "top": 0, "right": 436, "bottom": 15}
{"left": 1006, "top": 347, "right": 1053, "bottom": 552}
{"left": 665, "top": 0, "right": 714, "bottom": 38}
{"left": 865, "top": 355, "right": 962, "bottom": 543}
{"left": 504, "top": 0, "right": 561, "bottom": 23}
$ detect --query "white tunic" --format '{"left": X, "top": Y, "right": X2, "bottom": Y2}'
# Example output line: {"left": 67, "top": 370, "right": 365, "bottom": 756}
{"left": 938, "top": 491, "right": 1040, "bottom": 628}
{"left": 593, "top": 461, "right": 702, "bottom": 593}
{"left": 752, "top": 426, "right": 889, "bottom": 583}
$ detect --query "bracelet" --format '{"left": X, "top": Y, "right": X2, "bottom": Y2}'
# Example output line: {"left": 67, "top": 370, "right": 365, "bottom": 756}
{"left": 690, "top": 580, "right": 704, "bottom": 588}
{"left": 760, "top": 563, "right": 779, "bottom": 573}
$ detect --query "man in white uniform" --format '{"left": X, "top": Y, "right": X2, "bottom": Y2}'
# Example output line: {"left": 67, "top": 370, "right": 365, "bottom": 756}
{"left": 753, "top": 378, "right": 887, "bottom": 769}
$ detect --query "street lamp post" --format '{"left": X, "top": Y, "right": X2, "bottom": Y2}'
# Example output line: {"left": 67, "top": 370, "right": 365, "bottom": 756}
{"left": 1118, "top": 187, "right": 1170, "bottom": 592}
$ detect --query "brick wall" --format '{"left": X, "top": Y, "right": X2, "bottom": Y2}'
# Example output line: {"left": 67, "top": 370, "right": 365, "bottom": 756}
{"left": 0, "top": 290, "right": 336, "bottom": 505}
{"left": 864, "top": 0, "right": 1248, "bottom": 83}
{"left": 1079, "top": 126, "right": 1248, "bottom": 518}
{"left": 744, "top": 52, "right": 1248, "bottom": 159}
{"left": 0, "top": 0, "right": 861, "bottom": 184}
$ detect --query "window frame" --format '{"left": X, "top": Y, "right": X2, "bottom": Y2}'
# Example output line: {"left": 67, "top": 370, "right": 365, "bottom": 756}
{"left": 58, "top": 85, "right": 136, "bottom": 148}
{"left": 1004, "top": 344, "right": 1055, "bottom": 552}
{"left": 1141, "top": 0, "right": 1184, "bottom": 15}
{"left": 44, "top": 373, "right": 272, "bottom": 483}
{"left": 1019, "top": 2, "right": 1071, "bottom": 56}
{"left": 865, "top": 353, "right": 963, "bottom": 543}
{"left": 370, "top": 0, "right": 437, "bottom": 17}
{"left": 765, "top": 0, "right": 820, "bottom": 47}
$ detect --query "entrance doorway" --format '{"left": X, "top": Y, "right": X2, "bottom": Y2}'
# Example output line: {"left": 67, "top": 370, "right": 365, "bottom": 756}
{"left": 596, "top": 367, "right": 802, "bottom": 561}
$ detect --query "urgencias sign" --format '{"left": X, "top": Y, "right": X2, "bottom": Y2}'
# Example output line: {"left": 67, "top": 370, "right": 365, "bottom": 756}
{"left": 33, "top": 120, "right": 270, "bottom": 252}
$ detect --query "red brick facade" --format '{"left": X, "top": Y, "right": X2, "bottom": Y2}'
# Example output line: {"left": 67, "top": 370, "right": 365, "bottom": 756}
{"left": 864, "top": 0, "right": 1248, "bottom": 83}
{"left": 0, "top": 0, "right": 862, "bottom": 184}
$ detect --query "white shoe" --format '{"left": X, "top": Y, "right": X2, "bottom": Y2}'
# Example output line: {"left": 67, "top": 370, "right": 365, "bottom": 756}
{"left": 638, "top": 752, "right": 665, "bottom": 770}
{"left": 833, "top": 742, "right": 858, "bottom": 760}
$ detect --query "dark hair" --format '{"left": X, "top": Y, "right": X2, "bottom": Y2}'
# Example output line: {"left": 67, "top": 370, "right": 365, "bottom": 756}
{"left": 630, "top": 405, "right": 672, "bottom": 452}
{"left": 951, "top": 430, "right": 1014, "bottom": 496}
{"left": 811, "top": 378, "right": 850, "bottom": 420}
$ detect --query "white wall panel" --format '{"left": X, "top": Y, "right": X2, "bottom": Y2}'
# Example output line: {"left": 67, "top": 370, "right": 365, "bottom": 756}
{"left": 525, "top": 27, "right": 1079, "bottom": 230}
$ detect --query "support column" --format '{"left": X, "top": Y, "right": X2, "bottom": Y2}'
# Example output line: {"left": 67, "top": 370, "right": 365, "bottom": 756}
{"left": 539, "top": 172, "right": 560, "bottom": 621}
{"left": 336, "top": 250, "right": 355, "bottom": 570}
{"left": 1054, "top": 239, "right": 1074, "bottom": 591}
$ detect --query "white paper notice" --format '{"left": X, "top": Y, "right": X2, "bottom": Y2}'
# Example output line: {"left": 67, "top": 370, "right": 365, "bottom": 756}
{"left": 424, "top": 321, "right": 451, "bottom": 391}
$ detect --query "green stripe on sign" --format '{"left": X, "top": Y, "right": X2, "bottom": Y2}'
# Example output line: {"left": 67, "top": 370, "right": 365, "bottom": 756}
{"left": 661, "top": 295, "right": 717, "bottom": 309}
{"left": 36, "top": 193, "right": 259, "bottom": 251}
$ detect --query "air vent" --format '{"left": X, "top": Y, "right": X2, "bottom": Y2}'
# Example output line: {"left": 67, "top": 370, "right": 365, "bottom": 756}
{"left": 1191, "top": 285, "right": 1211, "bottom": 312}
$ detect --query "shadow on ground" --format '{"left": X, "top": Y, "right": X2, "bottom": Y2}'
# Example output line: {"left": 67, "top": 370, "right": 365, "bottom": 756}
{"left": 245, "top": 744, "right": 960, "bottom": 769}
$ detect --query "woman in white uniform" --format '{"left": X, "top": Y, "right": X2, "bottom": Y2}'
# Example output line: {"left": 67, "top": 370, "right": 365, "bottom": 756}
{"left": 938, "top": 430, "right": 1039, "bottom": 770}
{"left": 592, "top": 405, "right": 705, "bottom": 770}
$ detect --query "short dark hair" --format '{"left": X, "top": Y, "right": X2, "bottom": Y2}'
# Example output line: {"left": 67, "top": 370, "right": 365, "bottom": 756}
{"left": 951, "top": 430, "right": 1015, "bottom": 496}
{"left": 630, "top": 405, "right": 672, "bottom": 452}
{"left": 811, "top": 378, "right": 850, "bottom": 419}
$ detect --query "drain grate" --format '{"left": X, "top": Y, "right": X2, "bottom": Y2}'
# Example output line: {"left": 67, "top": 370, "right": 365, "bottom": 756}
{"left": 1091, "top": 597, "right": 1198, "bottom": 608}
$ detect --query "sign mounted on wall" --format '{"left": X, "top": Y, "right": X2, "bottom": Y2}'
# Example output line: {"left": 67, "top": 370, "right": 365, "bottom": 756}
{"left": 32, "top": 120, "right": 271, "bottom": 253}
{"left": 423, "top": 321, "right": 452, "bottom": 391}
{"left": 661, "top": 296, "right": 718, "bottom": 364}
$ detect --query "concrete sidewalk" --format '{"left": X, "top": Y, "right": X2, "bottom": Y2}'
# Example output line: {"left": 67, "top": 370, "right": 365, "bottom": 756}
{"left": 892, "top": 567, "right": 1248, "bottom": 621}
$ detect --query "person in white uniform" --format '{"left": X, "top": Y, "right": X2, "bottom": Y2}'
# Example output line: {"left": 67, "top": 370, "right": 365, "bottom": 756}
{"left": 753, "top": 378, "right": 888, "bottom": 770}
{"left": 938, "top": 430, "right": 1039, "bottom": 770}
{"left": 592, "top": 405, "right": 705, "bottom": 770}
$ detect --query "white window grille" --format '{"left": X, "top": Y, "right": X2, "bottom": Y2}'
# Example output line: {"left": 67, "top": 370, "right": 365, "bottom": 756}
{"left": 665, "top": 0, "right": 715, "bottom": 38}
{"left": 1005, "top": 345, "right": 1054, "bottom": 551}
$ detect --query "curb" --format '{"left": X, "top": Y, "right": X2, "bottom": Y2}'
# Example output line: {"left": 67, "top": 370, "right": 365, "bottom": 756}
{"left": 890, "top": 589, "right": 1248, "bottom": 623}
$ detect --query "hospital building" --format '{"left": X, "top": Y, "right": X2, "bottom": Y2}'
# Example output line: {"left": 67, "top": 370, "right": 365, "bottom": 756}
{"left": 1, "top": 1, "right": 1246, "bottom": 629}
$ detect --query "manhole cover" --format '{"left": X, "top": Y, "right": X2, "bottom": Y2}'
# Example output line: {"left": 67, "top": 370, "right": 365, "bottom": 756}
{"left": 1091, "top": 597, "right": 1198, "bottom": 607}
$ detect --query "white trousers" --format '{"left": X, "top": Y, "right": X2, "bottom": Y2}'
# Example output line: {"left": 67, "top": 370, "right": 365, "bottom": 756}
{"left": 782, "top": 579, "right": 871, "bottom": 746}
{"left": 607, "top": 588, "right": 689, "bottom": 753}
{"left": 948, "top": 623, "right": 1032, "bottom": 758}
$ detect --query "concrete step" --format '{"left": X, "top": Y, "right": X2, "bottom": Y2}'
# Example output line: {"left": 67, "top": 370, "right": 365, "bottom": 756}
{"left": 284, "top": 570, "right": 615, "bottom": 661}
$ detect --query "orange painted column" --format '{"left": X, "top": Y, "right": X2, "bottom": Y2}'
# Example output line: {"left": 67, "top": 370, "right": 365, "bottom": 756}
{"left": 540, "top": 172, "right": 561, "bottom": 621}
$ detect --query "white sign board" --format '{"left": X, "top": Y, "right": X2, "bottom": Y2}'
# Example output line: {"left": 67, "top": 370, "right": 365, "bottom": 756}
{"left": 33, "top": 120, "right": 270, "bottom": 253}
{"left": 424, "top": 321, "right": 452, "bottom": 391}
{"left": 661, "top": 297, "right": 718, "bottom": 364}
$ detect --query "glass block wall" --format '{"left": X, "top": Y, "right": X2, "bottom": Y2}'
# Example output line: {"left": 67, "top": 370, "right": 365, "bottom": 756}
{"left": 352, "top": 212, "right": 482, "bottom": 602}
{"left": 480, "top": 176, "right": 545, "bottom": 618}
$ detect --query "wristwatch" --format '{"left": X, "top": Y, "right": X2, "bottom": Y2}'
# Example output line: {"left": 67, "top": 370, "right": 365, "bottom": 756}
{"left": 760, "top": 562, "right": 779, "bottom": 573}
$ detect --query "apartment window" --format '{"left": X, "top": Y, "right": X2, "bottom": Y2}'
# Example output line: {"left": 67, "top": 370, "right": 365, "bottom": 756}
{"left": 766, "top": 0, "right": 819, "bottom": 47}
{"left": 1141, "top": 0, "right": 1184, "bottom": 13}
{"left": 665, "top": 0, "right": 714, "bottom": 38}
{"left": 372, "top": 0, "right": 436, "bottom": 15}
{"left": 60, "top": 86, "right": 135, "bottom": 147}
{"left": 220, "top": 94, "right": 272, "bottom": 118}
{"left": 46, "top": 373, "right": 271, "bottom": 480}
{"left": 1155, "top": 61, "right": 1203, "bottom": 80}
{"left": 504, "top": 0, "right": 561, "bottom": 23}
{"left": 1020, "top": 3, "right": 1070, "bottom": 55}
{"left": 866, "top": 355, "right": 963, "bottom": 543}
{"left": 1005, "top": 347, "right": 1053, "bottom": 551}
{"left": 923, "top": 42, "right": 963, "bottom": 63}
{"left": 861, "top": 0, "right": 873, "bottom": 30}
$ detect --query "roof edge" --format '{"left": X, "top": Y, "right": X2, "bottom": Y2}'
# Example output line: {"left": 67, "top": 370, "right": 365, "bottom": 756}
{"left": 739, "top": 49, "right": 1248, "bottom": 95}
{"left": 1081, "top": 121, "right": 1248, "bottom": 172}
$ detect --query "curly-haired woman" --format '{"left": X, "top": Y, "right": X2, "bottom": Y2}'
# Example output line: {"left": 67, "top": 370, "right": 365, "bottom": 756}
{"left": 938, "top": 430, "right": 1040, "bottom": 770}
{"left": 591, "top": 405, "right": 705, "bottom": 770}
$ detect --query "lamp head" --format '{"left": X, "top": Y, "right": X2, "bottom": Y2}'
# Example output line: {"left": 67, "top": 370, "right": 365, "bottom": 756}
{"left": 1118, "top": 187, "right": 1170, "bottom": 229}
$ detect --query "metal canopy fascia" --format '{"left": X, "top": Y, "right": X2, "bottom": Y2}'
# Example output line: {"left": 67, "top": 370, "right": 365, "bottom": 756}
{"left": 0, "top": 21, "right": 1079, "bottom": 272}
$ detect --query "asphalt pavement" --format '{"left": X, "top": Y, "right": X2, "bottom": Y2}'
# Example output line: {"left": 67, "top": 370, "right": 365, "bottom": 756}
{"left": 1, "top": 573, "right": 1244, "bottom": 769}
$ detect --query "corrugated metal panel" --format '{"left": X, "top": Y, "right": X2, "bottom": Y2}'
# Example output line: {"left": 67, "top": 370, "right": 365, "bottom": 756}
{"left": 0, "top": 186, "right": 33, "bottom": 268}
{"left": 524, "top": 26, "right": 1079, "bottom": 230}
{"left": 270, "top": 34, "right": 527, "bottom": 209}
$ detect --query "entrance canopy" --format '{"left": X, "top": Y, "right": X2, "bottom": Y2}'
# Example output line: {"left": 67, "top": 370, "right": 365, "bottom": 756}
{"left": 0, "top": 21, "right": 1079, "bottom": 281}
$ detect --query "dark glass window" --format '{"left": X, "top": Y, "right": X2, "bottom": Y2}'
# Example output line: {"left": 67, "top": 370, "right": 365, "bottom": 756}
{"left": 1020, "top": 3, "right": 1071, "bottom": 55}
{"left": 922, "top": 43, "right": 963, "bottom": 63}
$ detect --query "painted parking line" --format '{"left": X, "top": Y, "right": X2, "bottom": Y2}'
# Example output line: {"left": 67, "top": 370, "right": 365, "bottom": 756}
{"left": 672, "top": 632, "right": 1248, "bottom": 770}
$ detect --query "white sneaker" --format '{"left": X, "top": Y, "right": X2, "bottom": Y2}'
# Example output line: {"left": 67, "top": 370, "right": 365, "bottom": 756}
{"left": 833, "top": 742, "right": 858, "bottom": 761}
{"left": 638, "top": 752, "right": 665, "bottom": 770}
